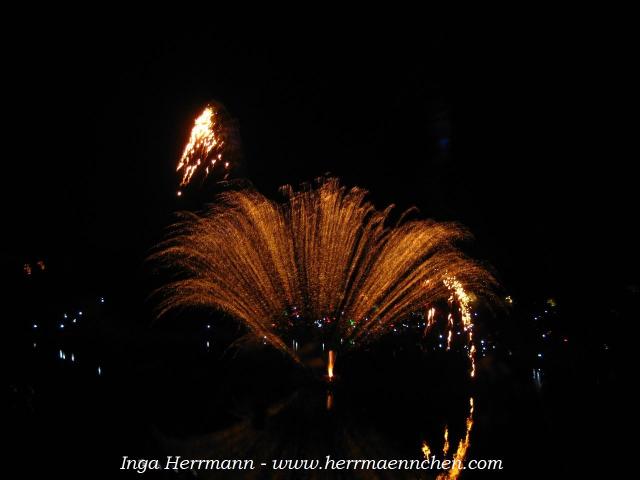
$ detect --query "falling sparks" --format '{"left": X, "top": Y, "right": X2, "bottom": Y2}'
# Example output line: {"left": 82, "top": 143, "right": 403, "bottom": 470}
{"left": 176, "top": 103, "right": 233, "bottom": 193}
{"left": 444, "top": 277, "right": 477, "bottom": 378}
{"left": 424, "top": 306, "right": 436, "bottom": 337}
{"left": 152, "top": 178, "right": 493, "bottom": 362}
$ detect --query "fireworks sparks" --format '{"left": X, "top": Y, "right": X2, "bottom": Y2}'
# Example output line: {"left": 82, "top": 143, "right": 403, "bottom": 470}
{"left": 176, "top": 103, "right": 235, "bottom": 194}
{"left": 444, "top": 277, "right": 477, "bottom": 378}
{"left": 152, "top": 178, "right": 492, "bottom": 363}
{"left": 422, "top": 278, "right": 478, "bottom": 377}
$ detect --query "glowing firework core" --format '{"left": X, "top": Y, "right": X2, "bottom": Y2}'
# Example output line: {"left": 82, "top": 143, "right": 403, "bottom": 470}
{"left": 327, "top": 350, "right": 336, "bottom": 380}
{"left": 176, "top": 104, "right": 230, "bottom": 191}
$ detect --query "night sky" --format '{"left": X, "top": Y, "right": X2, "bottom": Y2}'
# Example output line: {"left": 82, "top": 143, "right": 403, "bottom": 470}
{"left": 4, "top": 20, "right": 636, "bottom": 312}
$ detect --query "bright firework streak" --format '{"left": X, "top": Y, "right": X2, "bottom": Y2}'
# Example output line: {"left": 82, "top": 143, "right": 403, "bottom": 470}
{"left": 424, "top": 306, "right": 436, "bottom": 337}
{"left": 444, "top": 277, "right": 477, "bottom": 378}
{"left": 176, "top": 104, "right": 229, "bottom": 192}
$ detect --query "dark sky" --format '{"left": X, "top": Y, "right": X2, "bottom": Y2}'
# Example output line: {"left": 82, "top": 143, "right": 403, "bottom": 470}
{"left": 3, "top": 20, "right": 636, "bottom": 306}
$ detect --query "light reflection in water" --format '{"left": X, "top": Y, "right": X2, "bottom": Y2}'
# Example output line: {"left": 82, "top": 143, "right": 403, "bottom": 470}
{"left": 443, "top": 426, "right": 450, "bottom": 456}
{"left": 326, "top": 391, "right": 334, "bottom": 411}
{"left": 533, "top": 368, "right": 543, "bottom": 390}
{"left": 421, "top": 441, "right": 432, "bottom": 460}
{"left": 421, "top": 397, "right": 474, "bottom": 480}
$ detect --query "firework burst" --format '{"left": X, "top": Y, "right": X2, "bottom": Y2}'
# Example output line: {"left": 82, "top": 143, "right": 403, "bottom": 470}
{"left": 152, "top": 178, "right": 493, "bottom": 370}
{"left": 176, "top": 103, "right": 236, "bottom": 194}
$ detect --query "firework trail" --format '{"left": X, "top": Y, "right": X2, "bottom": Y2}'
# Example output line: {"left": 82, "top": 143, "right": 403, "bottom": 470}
{"left": 176, "top": 102, "right": 237, "bottom": 194}
{"left": 152, "top": 178, "right": 493, "bottom": 371}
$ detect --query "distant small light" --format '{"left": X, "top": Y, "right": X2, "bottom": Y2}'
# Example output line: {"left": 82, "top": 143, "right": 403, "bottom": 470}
{"left": 72, "top": 319, "right": 77, "bottom": 324}
{"left": 33, "top": 342, "right": 37, "bottom": 348}
{"left": 177, "top": 190, "right": 182, "bottom": 197}
{"left": 71, "top": 353, "right": 75, "bottom": 362}
{"left": 99, "top": 297, "right": 105, "bottom": 304}
{"left": 78, "top": 311, "right": 83, "bottom": 316}
{"left": 59, "top": 323, "right": 65, "bottom": 329}
{"left": 33, "top": 324, "right": 38, "bottom": 329}
{"left": 537, "top": 353, "right": 543, "bottom": 358}
{"left": 206, "top": 324, "right": 211, "bottom": 329}
{"left": 97, "top": 366, "right": 102, "bottom": 375}
{"left": 542, "top": 334, "right": 546, "bottom": 338}
{"left": 64, "top": 313, "right": 68, "bottom": 319}
{"left": 206, "top": 341, "right": 210, "bottom": 348}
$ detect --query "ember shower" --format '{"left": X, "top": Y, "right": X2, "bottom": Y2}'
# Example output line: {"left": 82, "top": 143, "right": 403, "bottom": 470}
{"left": 152, "top": 178, "right": 494, "bottom": 376}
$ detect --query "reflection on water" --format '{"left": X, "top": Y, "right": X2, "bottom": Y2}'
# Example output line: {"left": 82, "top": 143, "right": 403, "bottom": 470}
{"left": 443, "top": 427, "right": 450, "bottom": 456}
{"left": 421, "top": 397, "right": 474, "bottom": 480}
{"left": 148, "top": 384, "right": 480, "bottom": 479}
{"left": 421, "top": 440, "right": 432, "bottom": 461}
{"left": 533, "top": 368, "right": 543, "bottom": 391}
{"left": 326, "top": 390, "right": 334, "bottom": 411}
